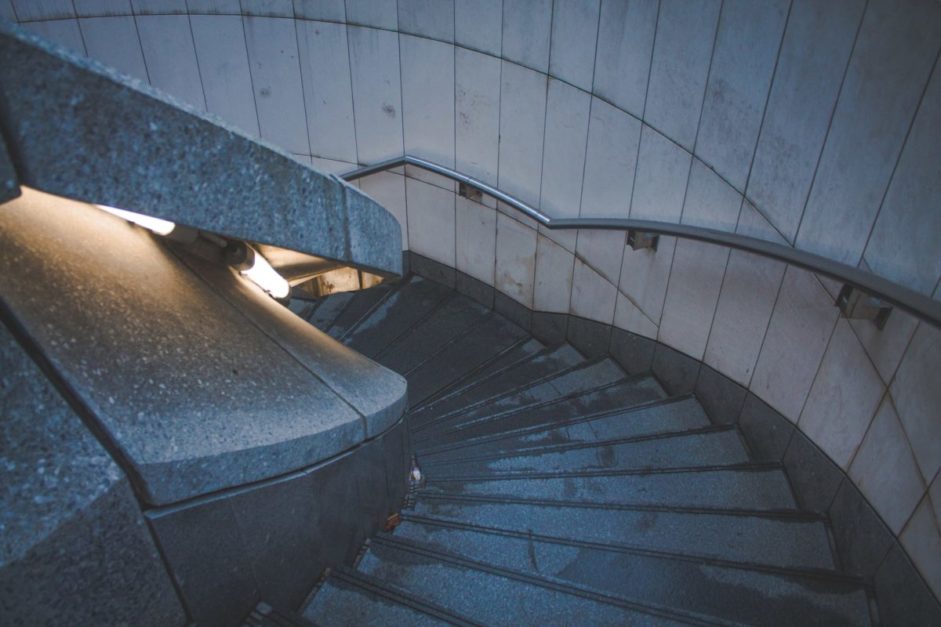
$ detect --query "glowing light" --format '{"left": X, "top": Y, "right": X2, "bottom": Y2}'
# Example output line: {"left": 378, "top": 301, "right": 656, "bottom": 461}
{"left": 96, "top": 205, "right": 176, "bottom": 236}
{"left": 241, "top": 248, "right": 291, "bottom": 299}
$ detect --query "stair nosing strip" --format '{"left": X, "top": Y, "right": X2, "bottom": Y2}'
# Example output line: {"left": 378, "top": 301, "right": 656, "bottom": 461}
{"left": 369, "top": 535, "right": 723, "bottom": 626}
{"left": 421, "top": 424, "right": 740, "bottom": 467}
{"left": 401, "top": 311, "right": 500, "bottom": 377}
{"left": 410, "top": 354, "right": 612, "bottom": 433}
{"left": 330, "top": 565, "right": 482, "bottom": 627}
{"left": 412, "top": 492, "right": 827, "bottom": 521}
{"left": 412, "top": 371, "right": 651, "bottom": 445}
{"left": 423, "top": 461, "right": 785, "bottom": 483}
{"left": 397, "top": 513, "right": 866, "bottom": 587}
{"left": 415, "top": 395, "right": 698, "bottom": 458}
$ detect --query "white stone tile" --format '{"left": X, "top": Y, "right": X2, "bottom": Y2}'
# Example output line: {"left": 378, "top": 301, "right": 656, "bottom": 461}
{"left": 630, "top": 125, "right": 690, "bottom": 221}
{"left": 747, "top": 0, "right": 863, "bottom": 243}
{"left": 891, "top": 323, "right": 941, "bottom": 482}
{"left": 345, "top": 0, "right": 397, "bottom": 29}
{"left": 79, "top": 16, "right": 149, "bottom": 81}
{"left": 405, "top": 177, "right": 456, "bottom": 265}
{"left": 133, "top": 0, "right": 187, "bottom": 14}
{"left": 404, "top": 165, "right": 455, "bottom": 192}
{"left": 454, "top": 0, "right": 501, "bottom": 55}
{"left": 575, "top": 230, "right": 624, "bottom": 286}
{"left": 540, "top": 79, "right": 590, "bottom": 219}
{"left": 658, "top": 240, "right": 728, "bottom": 360}
{"left": 348, "top": 25, "right": 404, "bottom": 163}
{"left": 310, "top": 157, "right": 356, "bottom": 173}
{"left": 696, "top": 0, "right": 788, "bottom": 190}
{"left": 455, "top": 48, "right": 501, "bottom": 185}
{"left": 401, "top": 34, "right": 455, "bottom": 167}
{"left": 703, "top": 203, "right": 787, "bottom": 385}
{"left": 537, "top": 223, "right": 576, "bottom": 254}
{"left": 502, "top": 0, "right": 551, "bottom": 72}
{"left": 570, "top": 257, "right": 617, "bottom": 324}
{"left": 293, "top": 0, "right": 346, "bottom": 21}
{"left": 190, "top": 15, "right": 260, "bottom": 137}
{"left": 498, "top": 61, "right": 547, "bottom": 207}
{"left": 850, "top": 309, "right": 919, "bottom": 385}
{"left": 593, "top": 0, "right": 657, "bottom": 118}
{"left": 455, "top": 197, "right": 497, "bottom": 284}
{"left": 644, "top": 0, "right": 720, "bottom": 150}
{"left": 750, "top": 266, "right": 840, "bottom": 421}
{"left": 291, "top": 153, "right": 313, "bottom": 165}
{"left": 614, "top": 291, "right": 659, "bottom": 340}
{"left": 533, "top": 234, "right": 574, "bottom": 313}
{"left": 498, "top": 200, "right": 538, "bottom": 231}
{"left": 704, "top": 249, "right": 785, "bottom": 386}
{"left": 11, "top": 0, "right": 73, "bottom": 20}
{"left": 359, "top": 171, "right": 408, "bottom": 249}
{"left": 681, "top": 159, "right": 742, "bottom": 230}
{"left": 864, "top": 60, "right": 941, "bottom": 295}
{"left": 239, "top": 0, "right": 292, "bottom": 17}
{"left": 797, "top": 0, "right": 941, "bottom": 265}
{"left": 798, "top": 320, "right": 886, "bottom": 468}
{"left": 618, "top": 235, "right": 676, "bottom": 325}
{"left": 398, "top": 0, "right": 453, "bottom": 41}
{"left": 296, "top": 20, "right": 357, "bottom": 162}
{"left": 850, "top": 398, "right": 926, "bottom": 533}
{"left": 22, "top": 19, "right": 86, "bottom": 54}
{"left": 581, "top": 97, "right": 640, "bottom": 218}
{"left": 136, "top": 15, "right": 206, "bottom": 109}
{"left": 495, "top": 213, "right": 538, "bottom": 307}
{"left": 548, "top": 0, "right": 599, "bottom": 91}
{"left": 901, "top": 496, "right": 941, "bottom": 601}
{"left": 243, "top": 16, "right": 309, "bottom": 154}
{"left": 187, "top": 0, "right": 241, "bottom": 13}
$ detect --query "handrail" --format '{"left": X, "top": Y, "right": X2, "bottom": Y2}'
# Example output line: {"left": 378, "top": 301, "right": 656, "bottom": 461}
{"left": 342, "top": 155, "right": 941, "bottom": 329}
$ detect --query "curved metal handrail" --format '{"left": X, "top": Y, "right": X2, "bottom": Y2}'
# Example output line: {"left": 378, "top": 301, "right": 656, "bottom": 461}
{"left": 343, "top": 155, "right": 941, "bottom": 329}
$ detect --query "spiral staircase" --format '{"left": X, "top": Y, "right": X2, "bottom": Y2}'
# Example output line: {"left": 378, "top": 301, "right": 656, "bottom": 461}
{"left": 245, "top": 274, "right": 878, "bottom": 626}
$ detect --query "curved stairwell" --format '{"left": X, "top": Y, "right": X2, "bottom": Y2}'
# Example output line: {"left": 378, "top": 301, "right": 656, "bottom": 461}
{"left": 257, "top": 274, "right": 879, "bottom": 625}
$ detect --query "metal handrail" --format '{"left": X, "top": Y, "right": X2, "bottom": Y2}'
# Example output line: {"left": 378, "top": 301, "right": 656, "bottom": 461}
{"left": 342, "top": 155, "right": 941, "bottom": 329}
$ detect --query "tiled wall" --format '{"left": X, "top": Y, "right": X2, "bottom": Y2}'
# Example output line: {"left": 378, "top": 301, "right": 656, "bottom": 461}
{"left": 6, "top": 0, "right": 941, "bottom": 601}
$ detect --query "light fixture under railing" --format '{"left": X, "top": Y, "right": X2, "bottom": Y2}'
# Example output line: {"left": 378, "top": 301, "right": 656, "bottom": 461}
{"left": 226, "top": 242, "right": 290, "bottom": 299}
{"left": 96, "top": 204, "right": 176, "bottom": 236}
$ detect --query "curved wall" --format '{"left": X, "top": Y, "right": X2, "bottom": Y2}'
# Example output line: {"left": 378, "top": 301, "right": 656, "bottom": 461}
{"left": 6, "top": 0, "right": 941, "bottom": 602}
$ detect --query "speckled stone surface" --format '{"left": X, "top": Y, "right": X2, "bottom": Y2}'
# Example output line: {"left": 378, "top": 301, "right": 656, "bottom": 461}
{"left": 180, "top": 250, "right": 407, "bottom": 438}
{"left": 0, "top": 22, "right": 401, "bottom": 276}
{"left": 0, "top": 132, "right": 19, "bottom": 203}
{"left": 0, "top": 322, "right": 184, "bottom": 625}
{"left": 0, "top": 188, "right": 399, "bottom": 505}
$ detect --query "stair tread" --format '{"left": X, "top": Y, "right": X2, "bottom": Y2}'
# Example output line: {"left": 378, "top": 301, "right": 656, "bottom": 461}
{"left": 358, "top": 537, "right": 698, "bottom": 626}
{"left": 423, "top": 428, "right": 751, "bottom": 476}
{"left": 410, "top": 344, "right": 585, "bottom": 426}
{"left": 326, "top": 283, "right": 396, "bottom": 340}
{"left": 413, "top": 358, "right": 637, "bottom": 440}
{"left": 306, "top": 291, "right": 355, "bottom": 331}
{"left": 420, "top": 396, "right": 710, "bottom": 460}
{"left": 421, "top": 466, "right": 797, "bottom": 511}
{"left": 345, "top": 276, "right": 453, "bottom": 357}
{"left": 302, "top": 573, "right": 456, "bottom": 626}
{"left": 405, "top": 314, "right": 528, "bottom": 406}
{"left": 409, "top": 498, "right": 836, "bottom": 570}
{"left": 383, "top": 522, "right": 872, "bottom": 626}
{"left": 376, "top": 295, "right": 490, "bottom": 374}
{"left": 415, "top": 377, "right": 667, "bottom": 452}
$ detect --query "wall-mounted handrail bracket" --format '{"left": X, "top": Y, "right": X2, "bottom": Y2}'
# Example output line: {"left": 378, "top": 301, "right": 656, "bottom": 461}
{"left": 627, "top": 230, "right": 659, "bottom": 252}
{"left": 458, "top": 181, "right": 482, "bottom": 203}
{"left": 837, "top": 284, "right": 892, "bottom": 330}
